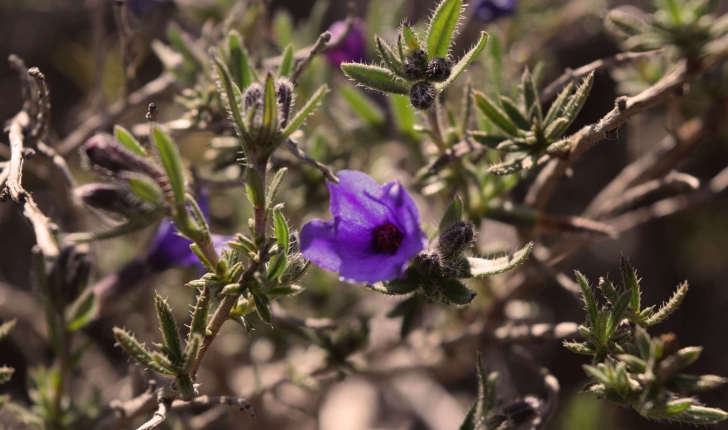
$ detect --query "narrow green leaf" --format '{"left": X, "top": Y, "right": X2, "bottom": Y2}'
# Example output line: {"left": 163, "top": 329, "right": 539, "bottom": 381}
{"left": 521, "top": 68, "right": 541, "bottom": 119}
{"left": 66, "top": 290, "right": 97, "bottom": 332}
{"left": 273, "top": 9, "right": 294, "bottom": 48}
{"left": 262, "top": 73, "right": 279, "bottom": 143}
{"left": 123, "top": 172, "right": 163, "bottom": 206}
{"left": 267, "top": 254, "right": 287, "bottom": 281}
{"left": 597, "top": 277, "right": 619, "bottom": 304}
{"left": 253, "top": 294, "right": 272, "bottom": 325}
{"left": 152, "top": 127, "right": 186, "bottom": 206}
{"left": 113, "top": 327, "right": 176, "bottom": 375}
{"left": 462, "top": 242, "right": 533, "bottom": 277}
{"left": 543, "top": 81, "right": 573, "bottom": 126}
{"left": 561, "top": 72, "right": 594, "bottom": 132}
{"left": 189, "top": 287, "right": 211, "bottom": 338}
{"left": 436, "top": 31, "right": 489, "bottom": 91}
{"left": 401, "top": 25, "right": 420, "bottom": 51}
{"left": 426, "top": 0, "right": 462, "bottom": 59}
{"left": 340, "top": 85, "right": 386, "bottom": 127}
{"left": 672, "top": 405, "right": 728, "bottom": 425}
{"left": 154, "top": 294, "right": 183, "bottom": 363}
{"left": 544, "top": 117, "right": 569, "bottom": 140}
{"left": 245, "top": 167, "right": 266, "bottom": 211}
{"left": 266, "top": 167, "right": 288, "bottom": 209}
{"left": 279, "top": 44, "right": 295, "bottom": 77}
{"left": 473, "top": 91, "right": 519, "bottom": 136}
{"left": 645, "top": 282, "right": 688, "bottom": 326}
{"left": 268, "top": 284, "right": 304, "bottom": 298}
{"left": 212, "top": 53, "right": 248, "bottom": 139}
{"left": 440, "top": 279, "right": 476, "bottom": 305}
{"left": 619, "top": 257, "right": 641, "bottom": 312}
{"left": 564, "top": 341, "right": 596, "bottom": 355}
{"left": 179, "top": 334, "right": 202, "bottom": 374}
{"left": 458, "top": 401, "right": 479, "bottom": 430}
{"left": 606, "top": 290, "right": 631, "bottom": 338}
{"left": 221, "top": 283, "right": 244, "bottom": 295}
{"left": 228, "top": 31, "right": 252, "bottom": 89}
{"left": 488, "top": 153, "right": 539, "bottom": 175}
{"left": 390, "top": 94, "right": 418, "bottom": 139}
{"left": 468, "top": 131, "right": 508, "bottom": 148}
{"left": 114, "top": 125, "right": 146, "bottom": 157}
{"left": 167, "top": 23, "right": 205, "bottom": 73}
{"left": 282, "top": 85, "right": 329, "bottom": 138}
{"left": 273, "top": 208, "right": 290, "bottom": 252}
{"left": 0, "top": 366, "right": 13, "bottom": 384}
{"left": 499, "top": 96, "right": 530, "bottom": 130}
{"left": 575, "top": 271, "right": 599, "bottom": 329}
{"left": 375, "top": 35, "right": 405, "bottom": 78}
{"left": 437, "top": 196, "right": 463, "bottom": 235}
{"left": 341, "top": 63, "right": 410, "bottom": 95}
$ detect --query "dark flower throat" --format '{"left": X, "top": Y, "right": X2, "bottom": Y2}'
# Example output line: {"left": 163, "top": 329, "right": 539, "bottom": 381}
{"left": 372, "top": 222, "right": 404, "bottom": 254}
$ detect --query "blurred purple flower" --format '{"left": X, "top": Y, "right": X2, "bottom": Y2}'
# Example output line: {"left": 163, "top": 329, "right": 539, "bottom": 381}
{"left": 324, "top": 19, "right": 367, "bottom": 67}
{"left": 300, "top": 170, "right": 427, "bottom": 284}
{"left": 146, "top": 192, "right": 229, "bottom": 271}
{"left": 474, "top": 0, "right": 518, "bottom": 23}
{"left": 126, "top": 0, "right": 172, "bottom": 17}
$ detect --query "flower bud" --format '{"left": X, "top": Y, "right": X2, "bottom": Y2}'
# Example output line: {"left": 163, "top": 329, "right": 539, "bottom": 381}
{"left": 275, "top": 78, "right": 294, "bottom": 127}
{"left": 75, "top": 183, "right": 157, "bottom": 220}
{"left": 409, "top": 81, "right": 436, "bottom": 110}
{"left": 49, "top": 244, "right": 91, "bottom": 307}
{"left": 403, "top": 49, "right": 428, "bottom": 80}
{"left": 243, "top": 83, "right": 263, "bottom": 110}
{"left": 82, "top": 134, "right": 161, "bottom": 178}
{"left": 411, "top": 249, "right": 442, "bottom": 277}
{"left": 426, "top": 58, "right": 452, "bottom": 82}
{"left": 436, "top": 221, "right": 475, "bottom": 259}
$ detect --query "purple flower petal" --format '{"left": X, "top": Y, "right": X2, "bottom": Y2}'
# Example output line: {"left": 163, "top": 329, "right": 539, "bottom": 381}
{"left": 301, "top": 170, "right": 427, "bottom": 284}
{"left": 474, "top": 0, "right": 518, "bottom": 23}
{"left": 325, "top": 19, "right": 367, "bottom": 67}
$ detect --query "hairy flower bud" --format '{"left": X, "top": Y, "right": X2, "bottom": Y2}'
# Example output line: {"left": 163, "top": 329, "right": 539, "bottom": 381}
{"left": 76, "top": 183, "right": 157, "bottom": 220}
{"left": 243, "top": 83, "right": 263, "bottom": 110}
{"left": 275, "top": 78, "right": 294, "bottom": 127}
{"left": 412, "top": 249, "right": 442, "bottom": 277}
{"left": 82, "top": 134, "right": 161, "bottom": 178}
{"left": 426, "top": 58, "right": 452, "bottom": 82}
{"left": 409, "top": 81, "right": 436, "bottom": 110}
{"left": 403, "top": 49, "right": 428, "bottom": 80}
{"left": 436, "top": 221, "right": 475, "bottom": 259}
{"left": 49, "top": 244, "right": 92, "bottom": 308}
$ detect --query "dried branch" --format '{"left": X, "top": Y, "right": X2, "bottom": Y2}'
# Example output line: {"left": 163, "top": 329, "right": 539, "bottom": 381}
{"left": 58, "top": 73, "right": 175, "bottom": 156}
{"left": 540, "top": 49, "right": 664, "bottom": 102}
{"left": 285, "top": 139, "right": 339, "bottom": 183}
{"left": 488, "top": 321, "right": 580, "bottom": 343}
{"left": 137, "top": 397, "right": 172, "bottom": 430}
{"left": 35, "top": 141, "right": 78, "bottom": 189}
{"left": 27, "top": 68, "right": 51, "bottom": 141}
{"left": 291, "top": 32, "right": 332, "bottom": 84}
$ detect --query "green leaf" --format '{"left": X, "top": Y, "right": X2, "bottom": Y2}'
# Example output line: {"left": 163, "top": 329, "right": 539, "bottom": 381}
{"left": 575, "top": 271, "right": 599, "bottom": 329}
{"left": 606, "top": 290, "right": 631, "bottom": 338}
{"left": 645, "top": 282, "right": 688, "bottom": 326}
{"left": 65, "top": 290, "right": 97, "bottom": 332}
{"left": 167, "top": 23, "right": 205, "bottom": 73}
{"left": 401, "top": 25, "right": 421, "bottom": 51}
{"left": 0, "top": 319, "right": 16, "bottom": 343}
{"left": 437, "top": 196, "right": 463, "bottom": 236}
{"left": 341, "top": 63, "right": 410, "bottom": 95}
{"left": 561, "top": 72, "right": 594, "bottom": 132}
{"left": 436, "top": 31, "right": 489, "bottom": 91}
{"left": 458, "top": 401, "right": 479, "bottom": 430}
{"left": 619, "top": 257, "right": 641, "bottom": 312}
{"left": 154, "top": 294, "right": 183, "bottom": 363}
{"left": 273, "top": 208, "right": 290, "bottom": 252}
{"left": 189, "top": 287, "right": 211, "bottom": 338}
{"left": 114, "top": 125, "right": 146, "bottom": 157}
{"left": 390, "top": 94, "right": 418, "bottom": 139}
{"left": 544, "top": 117, "right": 569, "bottom": 140}
{"left": 0, "top": 366, "right": 14, "bottom": 384}
{"left": 668, "top": 405, "right": 728, "bottom": 425}
{"left": 262, "top": 73, "right": 279, "bottom": 143}
{"left": 212, "top": 53, "right": 248, "bottom": 141}
{"left": 488, "top": 153, "right": 539, "bottom": 175}
{"left": 375, "top": 35, "right": 405, "bottom": 78}
{"left": 440, "top": 279, "right": 476, "bottom": 305}
{"left": 426, "top": 0, "right": 462, "bottom": 59}
{"left": 228, "top": 31, "right": 252, "bottom": 89}
{"left": 266, "top": 167, "right": 288, "bottom": 209}
{"left": 543, "top": 81, "right": 573, "bottom": 126}
{"left": 282, "top": 85, "right": 329, "bottom": 138}
{"left": 473, "top": 91, "right": 519, "bottom": 136}
{"left": 253, "top": 293, "right": 272, "bottom": 325}
{"left": 245, "top": 167, "right": 266, "bottom": 211}
{"left": 123, "top": 172, "right": 163, "bottom": 206}
{"left": 499, "top": 96, "right": 530, "bottom": 130}
{"left": 268, "top": 284, "right": 304, "bottom": 298}
{"left": 273, "top": 9, "right": 294, "bottom": 48}
{"left": 179, "top": 334, "right": 202, "bottom": 374}
{"left": 521, "top": 68, "right": 541, "bottom": 119}
{"left": 468, "top": 131, "right": 508, "bottom": 148}
{"left": 340, "top": 85, "right": 386, "bottom": 127}
{"left": 597, "top": 277, "right": 619, "bottom": 304}
{"left": 462, "top": 242, "right": 533, "bottom": 277}
{"left": 564, "top": 341, "right": 596, "bottom": 355}
{"left": 152, "top": 127, "right": 186, "bottom": 206}
{"left": 279, "top": 44, "right": 295, "bottom": 77}
{"left": 113, "top": 327, "right": 176, "bottom": 375}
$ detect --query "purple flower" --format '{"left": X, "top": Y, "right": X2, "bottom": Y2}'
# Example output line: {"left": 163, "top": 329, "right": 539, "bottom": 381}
{"left": 324, "top": 19, "right": 367, "bottom": 67}
{"left": 146, "top": 192, "right": 229, "bottom": 271}
{"left": 474, "top": 0, "right": 517, "bottom": 23}
{"left": 300, "top": 170, "right": 427, "bottom": 284}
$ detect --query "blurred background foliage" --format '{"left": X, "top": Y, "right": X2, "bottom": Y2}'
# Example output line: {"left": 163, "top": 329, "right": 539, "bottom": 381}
{"left": 0, "top": 0, "right": 728, "bottom": 429}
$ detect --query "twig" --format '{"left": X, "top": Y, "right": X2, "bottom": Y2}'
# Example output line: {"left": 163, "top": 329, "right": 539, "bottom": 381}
{"left": 35, "top": 141, "right": 78, "bottom": 189}
{"left": 488, "top": 321, "right": 580, "bottom": 343}
{"left": 540, "top": 49, "right": 665, "bottom": 102}
{"left": 416, "top": 139, "right": 484, "bottom": 179}
{"left": 137, "top": 397, "right": 172, "bottom": 430}
{"left": 595, "top": 170, "right": 699, "bottom": 218}
{"left": 271, "top": 302, "right": 336, "bottom": 330}
{"left": 58, "top": 73, "right": 175, "bottom": 156}
{"left": 263, "top": 2, "right": 356, "bottom": 69}
{"left": 291, "top": 32, "right": 332, "bottom": 84}
{"left": 27, "top": 68, "right": 51, "bottom": 141}
{"left": 4, "top": 111, "right": 59, "bottom": 258}
{"left": 172, "top": 395, "right": 255, "bottom": 417}
{"left": 285, "top": 139, "right": 339, "bottom": 183}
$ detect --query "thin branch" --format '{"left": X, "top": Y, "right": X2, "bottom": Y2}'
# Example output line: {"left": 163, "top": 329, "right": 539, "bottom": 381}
{"left": 35, "top": 141, "right": 78, "bottom": 189}
{"left": 285, "top": 139, "right": 339, "bottom": 183}
{"left": 27, "top": 68, "right": 51, "bottom": 141}
{"left": 416, "top": 138, "right": 484, "bottom": 179}
{"left": 488, "top": 321, "right": 580, "bottom": 343}
{"left": 137, "top": 397, "right": 172, "bottom": 430}
{"left": 172, "top": 395, "right": 255, "bottom": 417}
{"left": 291, "top": 32, "right": 332, "bottom": 84}
{"left": 540, "top": 49, "right": 664, "bottom": 102}
{"left": 58, "top": 73, "right": 175, "bottom": 156}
